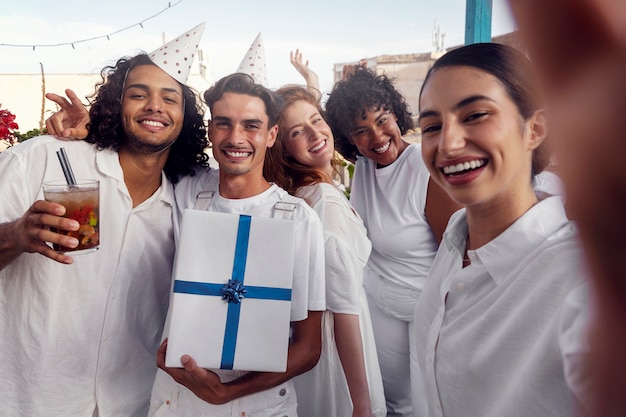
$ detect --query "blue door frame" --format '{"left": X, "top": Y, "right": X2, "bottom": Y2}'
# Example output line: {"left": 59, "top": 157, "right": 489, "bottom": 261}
{"left": 465, "top": 0, "right": 492, "bottom": 44}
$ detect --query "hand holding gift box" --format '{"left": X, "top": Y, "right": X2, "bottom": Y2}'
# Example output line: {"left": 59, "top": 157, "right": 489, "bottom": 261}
{"left": 165, "top": 209, "right": 296, "bottom": 372}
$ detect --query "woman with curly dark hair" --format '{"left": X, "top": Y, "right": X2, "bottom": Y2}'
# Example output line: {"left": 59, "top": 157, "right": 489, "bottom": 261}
{"left": 325, "top": 66, "right": 460, "bottom": 417}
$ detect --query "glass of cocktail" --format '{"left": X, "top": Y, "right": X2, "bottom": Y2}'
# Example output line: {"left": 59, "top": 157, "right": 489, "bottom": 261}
{"left": 43, "top": 179, "right": 100, "bottom": 255}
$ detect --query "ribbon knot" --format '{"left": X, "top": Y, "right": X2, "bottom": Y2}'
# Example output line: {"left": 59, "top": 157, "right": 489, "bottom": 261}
{"left": 221, "top": 279, "right": 247, "bottom": 304}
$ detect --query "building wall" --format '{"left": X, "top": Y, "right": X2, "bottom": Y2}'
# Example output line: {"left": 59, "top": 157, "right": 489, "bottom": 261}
{"left": 331, "top": 31, "right": 525, "bottom": 129}
{"left": 0, "top": 74, "right": 101, "bottom": 132}
{"left": 0, "top": 53, "right": 212, "bottom": 133}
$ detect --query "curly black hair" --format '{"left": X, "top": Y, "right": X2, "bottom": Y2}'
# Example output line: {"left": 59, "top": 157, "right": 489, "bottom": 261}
{"left": 85, "top": 54, "right": 209, "bottom": 184}
{"left": 324, "top": 66, "right": 413, "bottom": 163}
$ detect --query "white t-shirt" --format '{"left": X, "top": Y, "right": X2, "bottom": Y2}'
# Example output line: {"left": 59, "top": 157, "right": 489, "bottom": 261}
{"left": 149, "top": 168, "right": 326, "bottom": 417}
{"left": 172, "top": 168, "right": 325, "bottom": 320}
{"left": 0, "top": 136, "right": 176, "bottom": 417}
{"left": 414, "top": 196, "right": 591, "bottom": 417}
{"left": 350, "top": 143, "right": 437, "bottom": 293}
{"left": 292, "top": 182, "right": 386, "bottom": 417}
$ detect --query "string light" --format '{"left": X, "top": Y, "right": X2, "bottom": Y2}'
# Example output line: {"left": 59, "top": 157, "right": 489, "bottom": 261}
{"left": 0, "top": 0, "right": 183, "bottom": 50}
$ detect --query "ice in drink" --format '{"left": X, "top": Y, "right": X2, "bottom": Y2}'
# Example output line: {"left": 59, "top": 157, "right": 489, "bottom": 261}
{"left": 43, "top": 180, "right": 100, "bottom": 254}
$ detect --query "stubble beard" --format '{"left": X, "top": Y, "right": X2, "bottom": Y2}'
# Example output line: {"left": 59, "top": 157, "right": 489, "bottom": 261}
{"left": 124, "top": 131, "right": 179, "bottom": 155}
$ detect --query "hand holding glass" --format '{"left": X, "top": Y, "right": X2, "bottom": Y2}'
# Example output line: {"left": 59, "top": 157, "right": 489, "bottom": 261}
{"left": 43, "top": 180, "right": 100, "bottom": 255}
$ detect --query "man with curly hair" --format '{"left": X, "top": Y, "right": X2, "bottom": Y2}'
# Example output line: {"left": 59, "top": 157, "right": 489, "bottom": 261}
{"left": 0, "top": 27, "right": 209, "bottom": 417}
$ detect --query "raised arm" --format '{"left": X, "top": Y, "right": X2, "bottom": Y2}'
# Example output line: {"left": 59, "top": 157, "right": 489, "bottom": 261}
{"left": 45, "top": 89, "right": 90, "bottom": 140}
{"left": 290, "top": 49, "right": 322, "bottom": 102}
{"left": 156, "top": 310, "right": 322, "bottom": 404}
{"left": 0, "top": 200, "right": 79, "bottom": 270}
{"left": 341, "top": 59, "right": 368, "bottom": 80}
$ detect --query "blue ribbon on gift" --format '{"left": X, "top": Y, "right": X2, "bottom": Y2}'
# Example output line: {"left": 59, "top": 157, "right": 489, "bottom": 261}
{"left": 173, "top": 214, "right": 292, "bottom": 370}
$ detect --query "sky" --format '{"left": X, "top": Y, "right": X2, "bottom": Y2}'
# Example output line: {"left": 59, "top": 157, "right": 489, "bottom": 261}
{"left": 0, "top": 0, "right": 516, "bottom": 95}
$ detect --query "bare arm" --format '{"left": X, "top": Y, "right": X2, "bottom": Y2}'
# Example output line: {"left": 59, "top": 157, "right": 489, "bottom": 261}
{"left": 45, "top": 89, "right": 90, "bottom": 140}
{"left": 0, "top": 200, "right": 79, "bottom": 270}
{"left": 290, "top": 49, "right": 322, "bottom": 102}
{"left": 156, "top": 310, "right": 323, "bottom": 404}
{"left": 425, "top": 177, "right": 462, "bottom": 244}
{"left": 334, "top": 313, "right": 374, "bottom": 417}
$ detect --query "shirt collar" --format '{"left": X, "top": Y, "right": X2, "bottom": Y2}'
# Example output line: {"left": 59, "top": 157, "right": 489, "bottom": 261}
{"left": 95, "top": 147, "right": 175, "bottom": 208}
{"left": 443, "top": 197, "right": 572, "bottom": 284}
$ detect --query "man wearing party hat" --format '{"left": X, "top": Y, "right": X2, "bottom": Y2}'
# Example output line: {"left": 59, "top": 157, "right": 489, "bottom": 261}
{"left": 0, "top": 23, "right": 208, "bottom": 417}
{"left": 147, "top": 39, "right": 326, "bottom": 415}
{"left": 39, "top": 31, "right": 325, "bottom": 416}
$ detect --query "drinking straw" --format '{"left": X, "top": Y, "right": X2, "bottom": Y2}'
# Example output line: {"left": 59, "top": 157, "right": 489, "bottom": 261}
{"left": 56, "top": 147, "right": 77, "bottom": 186}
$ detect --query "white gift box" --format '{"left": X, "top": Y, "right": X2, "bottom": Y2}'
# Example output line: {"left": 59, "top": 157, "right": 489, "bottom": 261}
{"left": 165, "top": 209, "right": 296, "bottom": 372}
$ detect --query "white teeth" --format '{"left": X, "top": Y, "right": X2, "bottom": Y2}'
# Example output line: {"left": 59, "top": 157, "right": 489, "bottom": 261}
{"left": 310, "top": 140, "right": 326, "bottom": 153}
{"left": 373, "top": 141, "right": 390, "bottom": 153}
{"left": 142, "top": 120, "right": 164, "bottom": 127}
{"left": 225, "top": 151, "right": 251, "bottom": 158}
{"left": 443, "top": 159, "right": 485, "bottom": 174}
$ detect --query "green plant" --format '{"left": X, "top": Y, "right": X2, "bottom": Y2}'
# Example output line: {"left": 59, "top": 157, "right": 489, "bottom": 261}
{"left": 340, "top": 158, "right": 355, "bottom": 199}
{"left": 15, "top": 128, "right": 46, "bottom": 142}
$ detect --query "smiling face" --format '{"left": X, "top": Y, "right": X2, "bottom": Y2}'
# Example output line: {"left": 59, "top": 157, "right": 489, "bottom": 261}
{"left": 349, "top": 105, "right": 407, "bottom": 167}
{"left": 280, "top": 100, "right": 334, "bottom": 173}
{"left": 208, "top": 92, "right": 277, "bottom": 179}
{"left": 120, "top": 64, "right": 184, "bottom": 154}
{"left": 418, "top": 66, "right": 545, "bottom": 208}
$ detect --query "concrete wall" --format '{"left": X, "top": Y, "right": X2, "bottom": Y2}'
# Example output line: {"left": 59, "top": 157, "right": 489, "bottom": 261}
{"left": 331, "top": 31, "right": 525, "bottom": 130}
{"left": 1, "top": 53, "right": 212, "bottom": 134}
{"left": 1, "top": 73, "right": 101, "bottom": 132}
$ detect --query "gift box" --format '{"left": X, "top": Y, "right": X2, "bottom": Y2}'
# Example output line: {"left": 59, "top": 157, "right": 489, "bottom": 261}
{"left": 164, "top": 209, "right": 296, "bottom": 372}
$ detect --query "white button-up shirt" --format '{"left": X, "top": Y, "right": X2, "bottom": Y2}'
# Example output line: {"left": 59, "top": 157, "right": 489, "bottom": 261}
{"left": 0, "top": 136, "right": 175, "bottom": 417}
{"left": 414, "top": 197, "right": 591, "bottom": 417}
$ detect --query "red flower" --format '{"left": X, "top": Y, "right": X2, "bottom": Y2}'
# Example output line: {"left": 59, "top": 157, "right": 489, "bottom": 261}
{"left": 0, "top": 105, "right": 19, "bottom": 147}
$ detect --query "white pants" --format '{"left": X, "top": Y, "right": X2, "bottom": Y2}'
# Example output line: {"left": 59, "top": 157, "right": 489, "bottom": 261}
{"left": 364, "top": 271, "right": 428, "bottom": 417}
{"left": 149, "top": 370, "right": 298, "bottom": 417}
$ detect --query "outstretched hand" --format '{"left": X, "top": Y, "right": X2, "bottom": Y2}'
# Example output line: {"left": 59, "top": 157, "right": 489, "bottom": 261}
{"left": 45, "top": 89, "right": 90, "bottom": 140}
{"left": 290, "top": 49, "right": 321, "bottom": 102}
{"left": 156, "top": 339, "right": 230, "bottom": 405}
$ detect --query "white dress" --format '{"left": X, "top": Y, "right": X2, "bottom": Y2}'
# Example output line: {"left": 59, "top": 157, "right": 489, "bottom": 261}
{"left": 293, "top": 182, "right": 386, "bottom": 417}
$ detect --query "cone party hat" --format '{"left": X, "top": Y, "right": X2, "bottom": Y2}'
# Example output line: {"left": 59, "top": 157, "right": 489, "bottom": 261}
{"left": 148, "top": 22, "right": 205, "bottom": 84}
{"left": 235, "top": 32, "right": 269, "bottom": 87}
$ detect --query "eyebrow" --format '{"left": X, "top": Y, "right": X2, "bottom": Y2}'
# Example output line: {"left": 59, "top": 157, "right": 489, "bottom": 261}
{"left": 285, "top": 111, "right": 319, "bottom": 132}
{"left": 350, "top": 109, "right": 390, "bottom": 133}
{"left": 125, "top": 83, "right": 182, "bottom": 96}
{"left": 375, "top": 109, "right": 391, "bottom": 122}
{"left": 419, "top": 95, "right": 495, "bottom": 121}
{"left": 212, "top": 115, "right": 265, "bottom": 125}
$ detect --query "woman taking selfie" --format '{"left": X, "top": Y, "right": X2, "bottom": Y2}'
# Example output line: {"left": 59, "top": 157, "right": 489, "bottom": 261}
{"left": 413, "top": 42, "right": 591, "bottom": 417}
